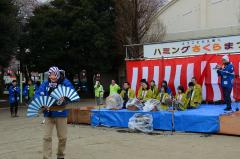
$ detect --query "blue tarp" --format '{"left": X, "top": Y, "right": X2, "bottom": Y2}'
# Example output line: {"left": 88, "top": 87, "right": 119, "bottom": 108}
{"left": 91, "top": 103, "right": 240, "bottom": 133}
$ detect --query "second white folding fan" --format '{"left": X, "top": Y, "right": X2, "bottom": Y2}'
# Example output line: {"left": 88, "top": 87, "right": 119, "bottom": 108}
{"left": 50, "top": 85, "right": 80, "bottom": 101}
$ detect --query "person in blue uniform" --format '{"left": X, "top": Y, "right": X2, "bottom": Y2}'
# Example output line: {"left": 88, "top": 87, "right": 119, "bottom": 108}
{"left": 216, "top": 55, "right": 235, "bottom": 111}
{"left": 35, "top": 66, "right": 75, "bottom": 159}
{"left": 8, "top": 80, "right": 20, "bottom": 117}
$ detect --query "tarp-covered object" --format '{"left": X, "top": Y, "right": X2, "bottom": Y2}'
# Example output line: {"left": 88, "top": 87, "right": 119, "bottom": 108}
{"left": 143, "top": 99, "right": 160, "bottom": 112}
{"left": 106, "top": 94, "right": 123, "bottom": 110}
{"left": 128, "top": 113, "right": 153, "bottom": 133}
{"left": 126, "top": 98, "right": 144, "bottom": 110}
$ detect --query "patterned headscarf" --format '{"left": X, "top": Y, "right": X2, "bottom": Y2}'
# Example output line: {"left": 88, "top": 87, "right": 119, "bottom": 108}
{"left": 48, "top": 66, "right": 60, "bottom": 79}
{"left": 48, "top": 66, "right": 60, "bottom": 88}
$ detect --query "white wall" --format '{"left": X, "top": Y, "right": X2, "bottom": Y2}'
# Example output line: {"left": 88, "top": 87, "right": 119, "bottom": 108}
{"left": 147, "top": 0, "right": 240, "bottom": 41}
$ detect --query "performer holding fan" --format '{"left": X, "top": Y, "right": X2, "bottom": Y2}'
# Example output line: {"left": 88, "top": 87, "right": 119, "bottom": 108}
{"left": 34, "top": 66, "right": 76, "bottom": 159}
{"left": 215, "top": 55, "right": 235, "bottom": 111}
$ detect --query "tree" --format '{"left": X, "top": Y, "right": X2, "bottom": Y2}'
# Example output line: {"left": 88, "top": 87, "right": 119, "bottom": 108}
{"left": 0, "top": 0, "right": 19, "bottom": 67}
{"left": 0, "top": 0, "right": 19, "bottom": 96}
{"left": 19, "top": 0, "right": 116, "bottom": 78}
{"left": 115, "top": 0, "right": 166, "bottom": 58}
{"left": 14, "top": 0, "right": 39, "bottom": 24}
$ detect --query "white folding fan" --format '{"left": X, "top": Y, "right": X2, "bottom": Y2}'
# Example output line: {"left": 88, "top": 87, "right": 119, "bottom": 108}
{"left": 50, "top": 85, "right": 80, "bottom": 101}
{"left": 27, "top": 96, "right": 56, "bottom": 117}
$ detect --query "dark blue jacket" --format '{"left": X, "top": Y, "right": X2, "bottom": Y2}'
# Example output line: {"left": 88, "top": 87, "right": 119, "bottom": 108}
{"left": 34, "top": 78, "right": 75, "bottom": 117}
{"left": 8, "top": 85, "right": 20, "bottom": 104}
{"left": 217, "top": 62, "right": 234, "bottom": 88}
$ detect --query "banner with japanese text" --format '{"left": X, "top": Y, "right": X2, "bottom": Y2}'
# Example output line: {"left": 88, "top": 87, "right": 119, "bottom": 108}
{"left": 144, "top": 35, "right": 240, "bottom": 58}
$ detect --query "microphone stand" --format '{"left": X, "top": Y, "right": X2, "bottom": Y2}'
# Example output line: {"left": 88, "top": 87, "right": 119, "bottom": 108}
{"left": 166, "top": 96, "right": 175, "bottom": 136}
{"left": 235, "top": 75, "right": 239, "bottom": 111}
{"left": 171, "top": 96, "right": 176, "bottom": 135}
{"left": 97, "top": 90, "right": 103, "bottom": 126}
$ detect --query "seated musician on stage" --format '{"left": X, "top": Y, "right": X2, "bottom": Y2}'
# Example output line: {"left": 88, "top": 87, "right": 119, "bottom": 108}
{"left": 161, "top": 80, "right": 172, "bottom": 95}
{"left": 120, "top": 82, "right": 135, "bottom": 109}
{"left": 191, "top": 76, "right": 202, "bottom": 93}
{"left": 186, "top": 82, "right": 202, "bottom": 109}
{"left": 137, "top": 79, "right": 153, "bottom": 103}
{"left": 157, "top": 86, "right": 170, "bottom": 110}
{"left": 35, "top": 66, "right": 75, "bottom": 159}
{"left": 174, "top": 85, "right": 188, "bottom": 111}
{"left": 150, "top": 80, "right": 159, "bottom": 99}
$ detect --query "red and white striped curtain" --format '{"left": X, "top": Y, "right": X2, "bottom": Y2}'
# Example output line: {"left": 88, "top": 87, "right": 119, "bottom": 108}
{"left": 126, "top": 54, "right": 240, "bottom": 102}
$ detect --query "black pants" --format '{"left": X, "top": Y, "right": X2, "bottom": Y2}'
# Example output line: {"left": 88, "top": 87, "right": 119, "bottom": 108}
{"left": 10, "top": 102, "right": 18, "bottom": 116}
{"left": 123, "top": 100, "right": 127, "bottom": 109}
{"left": 222, "top": 87, "right": 232, "bottom": 108}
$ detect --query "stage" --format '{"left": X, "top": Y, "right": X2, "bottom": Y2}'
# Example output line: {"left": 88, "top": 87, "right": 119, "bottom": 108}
{"left": 91, "top": 103, "right": 240, "bottom": 133}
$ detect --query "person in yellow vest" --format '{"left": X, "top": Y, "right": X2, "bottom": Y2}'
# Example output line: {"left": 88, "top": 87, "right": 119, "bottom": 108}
{"left": 191, "top": 76, "right": 202, "bottom": 96}
{"left": 94, "top": 81, "right": 104, "bottom": 105}
{"left": 109, "top": 79, "right": 121, "bottom": 96}
{"left": 137, "top": 79, "right": 153, "bottom": 103}
{"left": 150, "top": 80, "right": 159, "bottom": 99}
{"left": 120, "top": 82, "right": 135, "bottom": 108}
{"left": 157, "top": 86, "right": 170, "bottom": 110}
{"left": 174, "top": 85, "right": 188, "bottom": 111}
{"left": 186, "top": 82, "right": 202, "bottom": 109}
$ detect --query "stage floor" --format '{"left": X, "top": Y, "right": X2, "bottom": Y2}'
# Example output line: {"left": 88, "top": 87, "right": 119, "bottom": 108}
{"left": 91, "top": 103, "right": 240, "bottom": 133}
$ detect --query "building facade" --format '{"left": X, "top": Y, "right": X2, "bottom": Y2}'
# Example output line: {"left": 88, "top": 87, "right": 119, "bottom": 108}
{"left": 147, "top": 0, "right": 240, "bottom": 42}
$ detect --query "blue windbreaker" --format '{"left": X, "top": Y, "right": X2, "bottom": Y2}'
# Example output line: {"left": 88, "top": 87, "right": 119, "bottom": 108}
{"left": 8, "top": 85, "right": 20, "bottom": 104}
{"left": 217, "top": 62, "right": 234, "bottom": 88}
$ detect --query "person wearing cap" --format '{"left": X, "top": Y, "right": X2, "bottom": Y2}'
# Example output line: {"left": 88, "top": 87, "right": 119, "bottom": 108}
{"left": 150, "top": 80, "right": 159, "bottom": 99}
{"left": 35, "top": 66, "right": 75, "bottom": 159}
{"left": 185, "top": 81, "right": 202, "bottom": 109}
{"left": 216, "top": 55, "right": 234, "bottom": 111}
{"left": 8, "top": 80, "right": 20, "bottom": 117}
{"left": 137, "top": 79, "right": 153, "bottom": 103}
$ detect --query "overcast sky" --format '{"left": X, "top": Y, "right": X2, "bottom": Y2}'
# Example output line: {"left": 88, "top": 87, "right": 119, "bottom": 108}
{"left": 37, "top": 0, "right": 48, "bottom": 3}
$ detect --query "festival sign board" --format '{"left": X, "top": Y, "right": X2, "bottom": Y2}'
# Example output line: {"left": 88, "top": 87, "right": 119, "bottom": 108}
{"left": 144, "top": 35, "right": 240, "bottom": 58}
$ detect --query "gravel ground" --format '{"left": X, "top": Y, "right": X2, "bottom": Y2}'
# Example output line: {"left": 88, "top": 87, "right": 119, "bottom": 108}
{"left": 0, "top": 100, "right": 240, "bottom": 159}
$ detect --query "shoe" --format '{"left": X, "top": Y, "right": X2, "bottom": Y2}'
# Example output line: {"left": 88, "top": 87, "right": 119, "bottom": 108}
{"left": 15, "top": 115, "right": 19, "bottom": 117}
{"left": 224, "top": 107, "right": 232, "bottom": 111}
{"left": 41, "top": 119, "right": 45, "bottom": 124}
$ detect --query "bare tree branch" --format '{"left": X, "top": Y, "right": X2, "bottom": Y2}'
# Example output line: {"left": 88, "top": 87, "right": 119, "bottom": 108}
{"left": 115, "top": 0, "right": 167, "bottom": 58}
